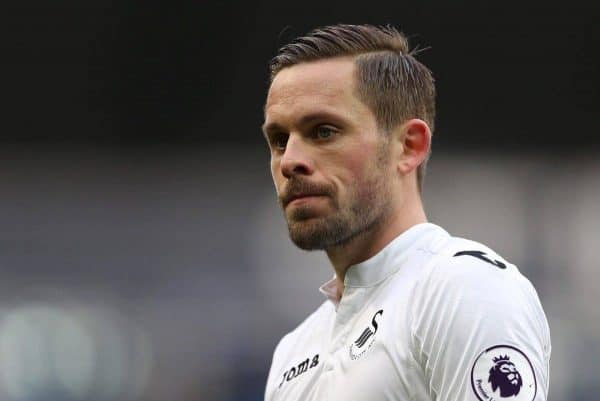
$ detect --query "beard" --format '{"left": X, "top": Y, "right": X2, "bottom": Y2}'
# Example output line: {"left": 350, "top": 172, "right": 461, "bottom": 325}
{"left": 280, "top": 143, "right": 392, "bottom": 251}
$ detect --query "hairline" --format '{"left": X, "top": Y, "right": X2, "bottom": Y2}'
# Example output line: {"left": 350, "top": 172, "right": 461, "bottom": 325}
{"left": 267, "top": 54, "right": 404, "bottom": 133}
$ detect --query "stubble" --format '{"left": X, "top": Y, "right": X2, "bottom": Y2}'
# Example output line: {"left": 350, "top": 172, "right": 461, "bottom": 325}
{"left": 283, "top": 140, "right": 393, "bottom": 251}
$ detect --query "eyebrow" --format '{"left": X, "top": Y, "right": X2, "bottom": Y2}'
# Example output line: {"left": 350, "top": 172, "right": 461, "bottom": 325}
{"left": 261, "top": 111, "right": 346, "bottom": 137}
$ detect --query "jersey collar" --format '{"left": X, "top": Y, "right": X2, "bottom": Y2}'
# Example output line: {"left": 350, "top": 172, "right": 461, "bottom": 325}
{"left": 319, "top": 223, "right": 445, "bottom": 304}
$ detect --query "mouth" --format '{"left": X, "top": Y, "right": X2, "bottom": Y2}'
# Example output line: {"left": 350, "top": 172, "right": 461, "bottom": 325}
{"left": 285, "top": 193, "right": 326, "bottom": 207}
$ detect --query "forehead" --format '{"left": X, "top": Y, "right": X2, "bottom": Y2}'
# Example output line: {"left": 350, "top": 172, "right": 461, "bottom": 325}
{"left": 264, "top": 58, "right": 368, "bottom": 125}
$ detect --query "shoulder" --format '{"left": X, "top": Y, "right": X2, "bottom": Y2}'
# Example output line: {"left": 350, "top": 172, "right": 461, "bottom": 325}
{"left": 281, "top": 300, "right": 333, "bottom": 340}
{"left": 408, "top": 233, "right": 551, "bottom": 400}
{"left": 270, "top": 300, "right": 333, "bottom": 363}
{"left": 265, "top": 301, "right": 333, "bottom": 398}
{"left": 418, "top": 235, "right": 536, "bottom": 299}
{"left": 410, "top": 232, "right": 550, "bottom": 341}
{"left": 411, "top": 234, "right": 550, "bottom": 348}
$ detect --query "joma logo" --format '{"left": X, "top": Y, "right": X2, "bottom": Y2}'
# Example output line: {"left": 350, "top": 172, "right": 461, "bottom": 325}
{"left": 278, "top": 354, "right": 319, "bottom": 388}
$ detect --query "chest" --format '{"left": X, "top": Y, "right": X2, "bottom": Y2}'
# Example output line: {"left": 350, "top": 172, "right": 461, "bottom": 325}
{"left": 269, "top": 288, "right": 429, "bottom": 401}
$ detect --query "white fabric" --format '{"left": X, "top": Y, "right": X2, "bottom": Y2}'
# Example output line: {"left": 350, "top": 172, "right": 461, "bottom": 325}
{"left": 264, "top": 223, "right": 551, "bottom": 401}
{"left": 318, "top": 276, "right": 343, "bottom": 308}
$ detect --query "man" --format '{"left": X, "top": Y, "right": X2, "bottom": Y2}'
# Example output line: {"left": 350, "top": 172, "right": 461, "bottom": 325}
{"left": 261, "top": 24, "right": 550, "bottom": 401}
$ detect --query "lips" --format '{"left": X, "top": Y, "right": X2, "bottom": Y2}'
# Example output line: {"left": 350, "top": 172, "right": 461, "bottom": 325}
{"left": 281, "top": 180, "right": 332, "bottom": 207}
{"left": 285, "top": 193, "right": 324, "bottom": 207}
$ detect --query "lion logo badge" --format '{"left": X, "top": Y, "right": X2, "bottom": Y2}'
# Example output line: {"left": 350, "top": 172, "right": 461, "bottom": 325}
{"left": 488, "top": 354, "right": 523, "bottom": 396}
{"left": 471, "top": 345, "right": 536, "bottom": 401}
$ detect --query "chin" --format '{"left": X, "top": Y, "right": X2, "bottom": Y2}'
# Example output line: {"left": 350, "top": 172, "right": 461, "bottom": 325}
{"left": 287, "top": 204, "right": 329, "bottom": 221}
{"left": 287, "top": 222, "right": 328, "bottom": 250}
{"left": 289, "top": 233, "right": 325, "bottom": 251}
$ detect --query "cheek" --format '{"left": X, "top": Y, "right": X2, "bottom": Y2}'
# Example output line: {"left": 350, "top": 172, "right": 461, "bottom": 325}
{"left": 351, "top": 144, "right": 385, "bottom": 185}
{"left": 343, "top": 143, "right": 378, "bottom": 178}
{"left": 331, "top": 157, "right": 364, "bottom": 195}
{"left": 336, "top": 151, "right": 380, "bottom": 201}
{"left": 270, "top": 159, "right": 282, "bottom": 188}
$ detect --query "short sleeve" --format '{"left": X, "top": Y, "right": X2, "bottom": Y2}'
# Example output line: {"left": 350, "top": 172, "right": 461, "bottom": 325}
{"left": 410, "top": 253, "right": 551, "bottom": 401}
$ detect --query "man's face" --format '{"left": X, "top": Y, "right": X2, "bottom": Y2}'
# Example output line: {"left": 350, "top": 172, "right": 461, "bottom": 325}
{"left": 263, "top": 58, "right": 396, "bottom": 250}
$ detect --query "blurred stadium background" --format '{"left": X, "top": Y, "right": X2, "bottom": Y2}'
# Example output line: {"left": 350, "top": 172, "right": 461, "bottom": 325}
{"left": 1, "top": 1, "right": 598, "bottom": 400}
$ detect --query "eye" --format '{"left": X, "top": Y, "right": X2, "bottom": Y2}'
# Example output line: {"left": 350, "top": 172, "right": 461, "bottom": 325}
{"left": 313, "top": 125, "right": 337, "bottom": 140}
{"left": 270, "top": 133, "right": 288, "bottom": 151}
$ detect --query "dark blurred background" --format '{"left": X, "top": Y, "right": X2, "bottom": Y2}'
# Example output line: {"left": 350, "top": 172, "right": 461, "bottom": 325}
{"left": 0, "top": 1, "right": 598, "bottom": 400}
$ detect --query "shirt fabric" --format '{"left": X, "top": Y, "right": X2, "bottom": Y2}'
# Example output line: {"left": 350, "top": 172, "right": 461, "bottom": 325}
{"left": 264, "top": 223, "right": 551, "bottom": 401}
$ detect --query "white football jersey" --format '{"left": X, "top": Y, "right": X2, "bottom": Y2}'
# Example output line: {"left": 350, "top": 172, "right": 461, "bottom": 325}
{"left": 264, "top": 223, "right": 551, "bottom": 401}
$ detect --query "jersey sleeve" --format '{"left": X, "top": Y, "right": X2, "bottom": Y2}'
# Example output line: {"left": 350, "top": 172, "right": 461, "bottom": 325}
{"left": 409, "top": 250, "right": 551, "bottom": 401}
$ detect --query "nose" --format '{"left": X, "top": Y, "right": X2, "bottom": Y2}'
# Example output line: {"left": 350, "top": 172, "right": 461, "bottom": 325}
{"left": 280, "top": 135, "right": 314, "bottom": 178}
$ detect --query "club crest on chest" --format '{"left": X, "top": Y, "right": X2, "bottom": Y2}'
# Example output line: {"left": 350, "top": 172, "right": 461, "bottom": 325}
{"left": 349, "top": 309, "right": 384, "bottom": 360}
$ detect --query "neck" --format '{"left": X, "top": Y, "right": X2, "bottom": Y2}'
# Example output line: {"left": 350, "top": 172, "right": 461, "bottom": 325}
{"left": 325, "top": 193, "right": 427, "bottom": 284}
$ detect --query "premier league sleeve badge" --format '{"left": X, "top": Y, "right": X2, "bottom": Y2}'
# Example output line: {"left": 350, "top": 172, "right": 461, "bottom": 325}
{"left": 470, "top": 344, "right": 537, "bottom": 401}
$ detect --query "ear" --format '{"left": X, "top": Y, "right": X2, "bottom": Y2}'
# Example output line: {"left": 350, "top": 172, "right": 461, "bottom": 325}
{"left": 394, "top": 119, "right": 431, "bottom": 177}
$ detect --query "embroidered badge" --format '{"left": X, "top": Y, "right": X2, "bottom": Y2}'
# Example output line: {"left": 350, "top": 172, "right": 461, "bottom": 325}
{"left": 471, "top": 344, "right": 537, "bottom": 401}
{"left": 349, "top": 309, "right": 383, "bottom": 360}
